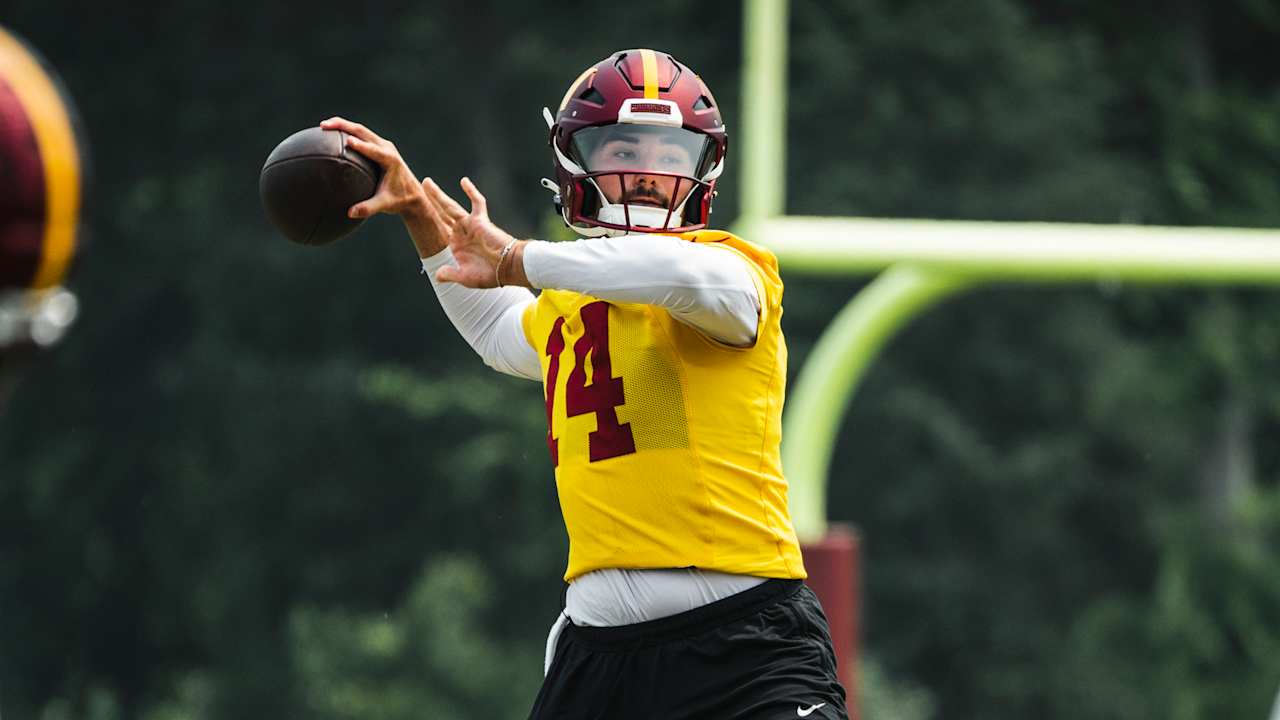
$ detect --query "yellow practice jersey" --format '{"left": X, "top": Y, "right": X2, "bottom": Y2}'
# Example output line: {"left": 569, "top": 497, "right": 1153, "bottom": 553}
{"left": 521, "top": 229, "right": 806, "bottom": 582}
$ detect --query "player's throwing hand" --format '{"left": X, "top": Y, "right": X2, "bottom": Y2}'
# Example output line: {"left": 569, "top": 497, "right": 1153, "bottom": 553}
{"left": 317, "top": 116, "right": 455, "bottom": 257}
{"left": 318, "top": 116, "right": 431, "bottom": 221}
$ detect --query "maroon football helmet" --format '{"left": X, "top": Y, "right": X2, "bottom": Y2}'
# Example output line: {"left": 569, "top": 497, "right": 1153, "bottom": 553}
{"left": 544, "top": 49, "right": 728, "bottom": 237}
{"left": 0, "top": 26, "right": 86, "bottom": 356}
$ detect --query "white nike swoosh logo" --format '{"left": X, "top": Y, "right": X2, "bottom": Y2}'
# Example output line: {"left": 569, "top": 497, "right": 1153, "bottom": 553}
{"left": 797, "top": 703, "right": 826, "bottom": 717}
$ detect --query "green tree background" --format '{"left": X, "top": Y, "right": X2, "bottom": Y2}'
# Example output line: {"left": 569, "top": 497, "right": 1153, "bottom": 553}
{"left": 2, "top": 1, "right": 1279, "bottom": 718}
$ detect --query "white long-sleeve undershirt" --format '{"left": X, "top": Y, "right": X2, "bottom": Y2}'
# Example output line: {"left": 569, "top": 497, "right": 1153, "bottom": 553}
{"left": 421, "top": 235, "right": 761, "bottom": 381}
{"left": 523, "top": 236, "right": 761, "bottom": 346}
{"left": 421, "top": 249, "right": 542, "bottom": 380}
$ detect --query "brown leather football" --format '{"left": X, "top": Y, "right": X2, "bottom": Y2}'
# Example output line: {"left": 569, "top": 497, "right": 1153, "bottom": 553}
{"left": 259, "top": 127, "right": 381, "bottom": 245}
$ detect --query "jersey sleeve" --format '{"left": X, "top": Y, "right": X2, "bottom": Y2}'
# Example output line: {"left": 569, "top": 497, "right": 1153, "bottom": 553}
{"left": 421, "top": 248, "right": 542, "bottom": 381}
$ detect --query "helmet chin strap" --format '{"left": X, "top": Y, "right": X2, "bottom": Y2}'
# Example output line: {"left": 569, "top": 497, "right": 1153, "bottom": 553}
{"left": 596, "top": 204, "right": 677, "bottom": 231}
{"left": 595, "top": 201, "right": 689, "bottom": 232}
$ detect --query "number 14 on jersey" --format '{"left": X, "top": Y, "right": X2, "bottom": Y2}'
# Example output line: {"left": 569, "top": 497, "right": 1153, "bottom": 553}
{"left": 544, "top": 301, "right": 637, "bottom": 466}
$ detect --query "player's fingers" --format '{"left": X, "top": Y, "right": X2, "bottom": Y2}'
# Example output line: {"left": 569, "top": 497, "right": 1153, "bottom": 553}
{"left": 319, "top": 116, "right": 354, "bottom": 132}
{"left": 422, "top": 197, "right": 456, "bottom": 234}
{"left": 434, "top": 265, "right": 460, "bottom": 284}
{"left": 454, "top": 213, "right": 480, "bottom": 241}
{"left": 426, "top": 177, "right": 467, "bottom": 220}
{"left": 319, "top": 116, "right": 364, "bottom": 137}
{"left": 420, "top": 177, "right": 451, "bottom": 217}
{"left": 436, "top": 264, "right": 490, "bottom": 289}
{"left": 348, "top": 193, "right": 394, "bottom": 219}
{"left": 415, "top": 193, "right": 448, "bottom": 226}
{"left": 422, "top": 177, "right": 468, "bottom": 222}
{"left": 320, "top": 116, "right": 384, "bottom": 144}
{"left": 460, "top": 177, "right": 488, "bottom": 219}
{"left": 345, "top": 136, "right": 396, "bottom": 165}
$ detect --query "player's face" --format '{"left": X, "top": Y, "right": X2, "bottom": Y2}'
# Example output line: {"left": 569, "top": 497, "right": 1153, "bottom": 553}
{"left": 585, "top": 132, "right": 698, "bottom": 210}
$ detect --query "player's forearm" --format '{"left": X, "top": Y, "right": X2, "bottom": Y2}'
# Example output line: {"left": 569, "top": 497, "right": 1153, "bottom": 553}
{"left": 521, "top": 236, "right": 761, "bottom": 346}
{"left": 421, "top": 248, "right": 541, "bottom": 380}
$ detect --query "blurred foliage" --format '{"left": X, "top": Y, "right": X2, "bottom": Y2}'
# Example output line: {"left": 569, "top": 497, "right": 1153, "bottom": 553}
{"left": 1055, "top": 489, "right": 1280, "bottom": 720}
{"left": 859, "top": 656, "right": 937, "bottom": 720}
{"left": 286, "top": 554, "right": 543, "bottom": 720}
{"left": 2, "top": 0, "right": 1280, "bottom": 718}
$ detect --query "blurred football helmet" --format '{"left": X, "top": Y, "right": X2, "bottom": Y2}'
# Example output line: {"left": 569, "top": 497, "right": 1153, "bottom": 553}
{"left": 0, "top": 25, "right": 87, "bottom": 355}
{"left": 543, "top": 49, "right": 728, "bottom": 237}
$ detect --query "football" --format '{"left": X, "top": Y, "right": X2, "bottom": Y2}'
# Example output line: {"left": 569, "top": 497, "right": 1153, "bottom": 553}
{"left": 259, "top": 127, "right": 381, "bottom": 245}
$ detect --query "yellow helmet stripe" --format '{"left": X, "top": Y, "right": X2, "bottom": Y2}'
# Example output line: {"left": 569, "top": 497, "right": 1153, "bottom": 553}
{"left": 640, "top": 49, "right": 659, "bottom": 99}
{"left": 0, "top": 27, "right": 81, "bottom": 290}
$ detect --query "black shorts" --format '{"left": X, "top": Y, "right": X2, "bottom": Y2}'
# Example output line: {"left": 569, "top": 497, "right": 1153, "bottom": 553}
{"left": 530, "top": 579, "right": 848, "bottom": 720}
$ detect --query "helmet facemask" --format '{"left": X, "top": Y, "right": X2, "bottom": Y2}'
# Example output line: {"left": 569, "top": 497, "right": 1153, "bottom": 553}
{"left": 557, "top": 123, "right": 719, "bottom": 235}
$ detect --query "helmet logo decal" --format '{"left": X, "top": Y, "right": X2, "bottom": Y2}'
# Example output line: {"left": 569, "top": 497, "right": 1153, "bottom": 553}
{"left": 618, "top": 98, "right": 683, "bottom": 128}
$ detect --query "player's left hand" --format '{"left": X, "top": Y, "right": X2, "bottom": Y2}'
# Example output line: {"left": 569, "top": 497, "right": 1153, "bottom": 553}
{"left": 425, "top": 177, "right": 526, "bottom": 288}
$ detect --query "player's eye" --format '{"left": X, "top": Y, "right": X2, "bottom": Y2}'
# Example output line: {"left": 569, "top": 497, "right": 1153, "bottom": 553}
{"left": 612, "top": 149, "right": 637, "bottom": 161}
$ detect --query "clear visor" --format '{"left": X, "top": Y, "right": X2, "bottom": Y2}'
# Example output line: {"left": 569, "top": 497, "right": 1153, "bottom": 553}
{"left": 571, "top": 124, "right": 715, "bottom": 178}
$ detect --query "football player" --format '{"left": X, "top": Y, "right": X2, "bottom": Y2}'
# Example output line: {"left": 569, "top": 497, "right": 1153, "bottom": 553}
{"left": 0, "top": 26, "right": 86, "bottom": 409}
{"left": 323, "top": 48, "right": 847, "bottom": 719}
